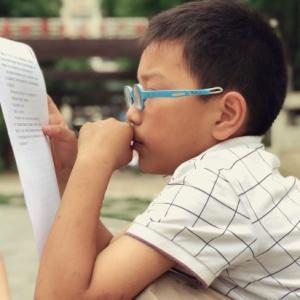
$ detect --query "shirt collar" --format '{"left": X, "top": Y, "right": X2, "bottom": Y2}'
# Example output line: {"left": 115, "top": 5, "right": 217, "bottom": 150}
{"left": 202, "top": 136, "right": 263, "bottom": 156}
{"left": 169, "top": 136, "right": 263, "bottom": 180}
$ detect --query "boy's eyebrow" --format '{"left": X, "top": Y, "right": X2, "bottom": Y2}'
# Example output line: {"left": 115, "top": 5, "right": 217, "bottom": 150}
{"left": 137, "top": 72, "right": 166, "bottom": 83}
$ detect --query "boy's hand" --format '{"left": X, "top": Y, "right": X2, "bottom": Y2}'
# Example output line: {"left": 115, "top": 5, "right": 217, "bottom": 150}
{"left": 42, "top": 96, "right": 77, "bottom": 195}
{"left": 78, "top": 118, "right": 133, "bottom": 172}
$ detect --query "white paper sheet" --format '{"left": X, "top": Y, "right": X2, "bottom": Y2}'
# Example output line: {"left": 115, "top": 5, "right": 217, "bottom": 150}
{"left": 0, "top": 37, "right": 60, "bottom": 259}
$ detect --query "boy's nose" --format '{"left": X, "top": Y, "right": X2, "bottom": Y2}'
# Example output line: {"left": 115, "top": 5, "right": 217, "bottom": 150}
{"left": 126, "top": 105, "right": 142, "bottom": 126}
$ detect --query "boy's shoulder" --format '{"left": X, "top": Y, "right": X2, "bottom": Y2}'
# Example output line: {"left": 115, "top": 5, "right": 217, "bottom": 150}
{"left": 170, "top": 135, "right": 300, "bottom": 209}
{"left": 175, "top": 136, "right": 269, "bottom": 176}
{"left": 170, "top": 135, "right": 294, "bottom": 197}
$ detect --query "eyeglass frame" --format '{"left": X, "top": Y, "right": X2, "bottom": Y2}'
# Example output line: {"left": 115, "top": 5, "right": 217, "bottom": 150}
{"left": 123, "top": 84, "right": 223, "bottom": 110}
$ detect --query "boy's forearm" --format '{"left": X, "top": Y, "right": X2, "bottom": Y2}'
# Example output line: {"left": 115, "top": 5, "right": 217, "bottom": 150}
{"left": 35, "top": 157, "right": 114, "bottom": 299}
{"left": 0, "top": 254, "right": 10, "bottom": 300}
{"left": 56, "top": 166, "right": 114, "bottom": 253}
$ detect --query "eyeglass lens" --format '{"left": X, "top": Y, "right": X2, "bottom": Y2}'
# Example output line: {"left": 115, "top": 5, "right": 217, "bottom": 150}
{"left": 133, "top": 85, "right": 143, "bottom": 109}
{"left": 124, "top": 88, "right": 132, "bottom": 107}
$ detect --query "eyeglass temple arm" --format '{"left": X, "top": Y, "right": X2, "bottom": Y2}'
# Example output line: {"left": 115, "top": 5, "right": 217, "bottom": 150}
{"left": 137, "top": 86, "right": 224, "bottom": 98}
{"left": 172, "top": 87, "right": 223, "bottom": 97}
{"left": 208, "top": 87, "right": 223, "bottom": 94}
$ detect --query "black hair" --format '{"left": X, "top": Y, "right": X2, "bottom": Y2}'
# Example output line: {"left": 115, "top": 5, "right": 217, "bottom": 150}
{"left": 141, "top": 0, "right": 288, "bottom": 136}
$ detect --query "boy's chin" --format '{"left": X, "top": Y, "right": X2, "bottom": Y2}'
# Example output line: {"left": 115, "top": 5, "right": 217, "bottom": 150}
{"left": 138, "top": 160, "right": 172, "bottom": 176}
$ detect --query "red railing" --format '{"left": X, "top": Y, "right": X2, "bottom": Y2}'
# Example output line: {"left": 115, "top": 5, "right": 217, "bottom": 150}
{"left": 0, "top": 18, "right": 148, "bottom": 39}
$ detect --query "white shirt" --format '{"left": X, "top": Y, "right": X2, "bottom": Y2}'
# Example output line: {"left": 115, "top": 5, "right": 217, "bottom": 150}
{"left": 126, "top": 136, "right": 300, "bottom": 300}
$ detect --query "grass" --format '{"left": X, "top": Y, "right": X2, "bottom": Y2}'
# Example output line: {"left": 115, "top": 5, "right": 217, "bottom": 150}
{"left": 101, "top": 197, "right": 152, "bottom": 221}
{"left": 0, "top": 194, "right": 25, "bottom": 206}
{"left": 0, "top": 194, "right": 152, "bottom": 222}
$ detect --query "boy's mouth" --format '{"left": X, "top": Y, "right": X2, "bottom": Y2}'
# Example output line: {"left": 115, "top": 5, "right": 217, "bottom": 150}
{"left": 132, "top": 134, "right": 142, "bottom": 144}
{"left": 131, "top": 139, "right": 140, "bottom": 147}
{"left": 132, "top": 139, "right": 143, "bottom": 150}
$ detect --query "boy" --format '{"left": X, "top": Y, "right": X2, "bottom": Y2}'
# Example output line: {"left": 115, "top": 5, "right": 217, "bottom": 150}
{"left": 35, "top": 1, "right": 300, "bottom": 299}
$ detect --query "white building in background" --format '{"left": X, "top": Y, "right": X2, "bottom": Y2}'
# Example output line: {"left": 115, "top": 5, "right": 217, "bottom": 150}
{"left": 60, "top": 0, "right": 102, "bottom": 38}
{"left": 60, "top": 0, "right": 102, "bottom": 19}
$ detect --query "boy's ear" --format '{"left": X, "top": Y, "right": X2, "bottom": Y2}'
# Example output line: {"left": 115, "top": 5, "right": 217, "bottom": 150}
{"left": 212, "top": 91, "right": 247, "bottom": 141}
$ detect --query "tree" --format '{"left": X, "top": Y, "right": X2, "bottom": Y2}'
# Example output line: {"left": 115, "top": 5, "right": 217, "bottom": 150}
{"left": 238, "top": 0, "right": 300, "bottom": 90}
{"left": 0, "top": 0, "right": 61, "bottom": 17}
{"left": 101, "top": 0, "right": 188, "bottom": 18}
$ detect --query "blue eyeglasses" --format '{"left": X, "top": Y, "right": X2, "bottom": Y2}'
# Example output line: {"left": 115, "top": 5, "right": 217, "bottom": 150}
{"left": 123, "top": 84, "right": 223, "bottom": 110}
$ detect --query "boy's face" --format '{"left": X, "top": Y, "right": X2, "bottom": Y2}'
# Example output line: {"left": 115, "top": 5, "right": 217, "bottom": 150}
{"left": 126, "top": 41, "right": 219, "bottom": 175}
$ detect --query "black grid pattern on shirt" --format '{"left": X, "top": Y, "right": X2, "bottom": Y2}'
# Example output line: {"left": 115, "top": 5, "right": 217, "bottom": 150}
{"left": 137, "top": 143, "right": 300, "bottom": 299}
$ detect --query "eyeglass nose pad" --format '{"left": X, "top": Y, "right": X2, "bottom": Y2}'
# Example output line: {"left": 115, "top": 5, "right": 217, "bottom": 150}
{"left": 126, "top": 120, "right": 134, "bottom": 127}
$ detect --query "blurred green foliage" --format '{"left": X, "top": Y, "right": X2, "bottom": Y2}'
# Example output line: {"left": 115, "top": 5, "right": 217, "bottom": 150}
{"left": 238, "top": 0, "right": 300, "bottom": 90}
{"left": 0, "top": 0, "right": 61, "bottom": 17}
{"left": 45, "top": 58, "right": 99, "bottom": 95}
{"left": 102, "top": 0, "right": 187, "bottom": 17}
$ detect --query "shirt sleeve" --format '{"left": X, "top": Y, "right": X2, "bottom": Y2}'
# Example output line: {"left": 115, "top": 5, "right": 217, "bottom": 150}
{"left": 126, "top": 166, "right": 258, "bottom": 286}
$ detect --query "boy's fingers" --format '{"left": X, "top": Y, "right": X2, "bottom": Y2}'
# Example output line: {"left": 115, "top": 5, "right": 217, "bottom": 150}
{"left": 43, "top": 125, "right": 77, "bottom": 142}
